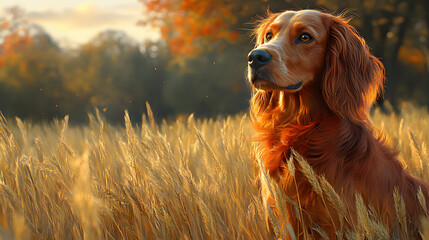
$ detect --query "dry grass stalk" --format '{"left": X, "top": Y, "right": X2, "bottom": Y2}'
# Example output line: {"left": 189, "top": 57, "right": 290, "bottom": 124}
{"left": 291, "top": 149, "right": 322, "bottom": 196}
{"left": 418, "top": 187, "right": 428, "bottom": 216}
{"left": 319, "top": 176, "right": 346, "bottom": 230}
{"left": 0, "top": 103, "right": 427, "bottom": 239}
{"left": 393, "top": 188, "right": 408, "bottom": 238}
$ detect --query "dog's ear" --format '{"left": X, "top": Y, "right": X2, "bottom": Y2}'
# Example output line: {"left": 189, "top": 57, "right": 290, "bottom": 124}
{"left": 321, "top": 17, "right": 384, "bottom": 122}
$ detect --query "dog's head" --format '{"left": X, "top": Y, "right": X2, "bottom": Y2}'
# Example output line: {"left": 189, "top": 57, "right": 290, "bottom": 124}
{"left": 248, "top": 10, "right": 384, "bottom": 122}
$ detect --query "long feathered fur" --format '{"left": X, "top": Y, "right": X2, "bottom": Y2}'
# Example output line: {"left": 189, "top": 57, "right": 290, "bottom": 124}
{"left": 250, "top": 11, "right": 429, "bottom": 239}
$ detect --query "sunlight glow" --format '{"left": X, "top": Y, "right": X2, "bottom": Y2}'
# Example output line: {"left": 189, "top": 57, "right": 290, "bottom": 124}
{"left": 0, "top": 1, "right": 160, "bottom": 47}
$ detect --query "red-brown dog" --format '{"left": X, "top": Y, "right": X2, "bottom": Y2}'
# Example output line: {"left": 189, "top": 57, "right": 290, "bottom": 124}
{"left": 248, "top": 9, "right": 429, "bottom": 239}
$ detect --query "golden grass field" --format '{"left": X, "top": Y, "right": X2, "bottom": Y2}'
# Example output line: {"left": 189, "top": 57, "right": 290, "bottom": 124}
{"left": 0, "top": 103, "right": 429, "bottom": 239}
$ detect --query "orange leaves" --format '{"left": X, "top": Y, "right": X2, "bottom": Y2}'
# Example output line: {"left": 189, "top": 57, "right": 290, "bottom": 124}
{"left": 144, "top": 0, "right": 174, "bottom": 11}
{"left": 1, "top": 31, "right": 32, "bottom": 50}
{"left": 0, "top": 32, "right": 33, "bottom": 67}
{"left": 399, "top": 45, "right": 426, "bottom": 72}
{"left": 0, "top": 7, "right": 33, "bottom": 67}
{"left": 140, "top": 0, "right": 239, "bottom": 56}
{"left": 172, "top": 15, "right": 187, "bottom": 29}
{"left": 0, "top": 21, "right": 10, "bottom": 30}
{"left": 169, "top": 37, "right": 194, "bottom": 55}
{"left": 231, "top": 31, "right": 238, "bottom": 40}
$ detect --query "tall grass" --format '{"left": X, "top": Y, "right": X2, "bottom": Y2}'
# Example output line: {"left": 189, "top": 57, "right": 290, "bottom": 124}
{"left": 0, "top": 102, "right": 428, "bottom": 239}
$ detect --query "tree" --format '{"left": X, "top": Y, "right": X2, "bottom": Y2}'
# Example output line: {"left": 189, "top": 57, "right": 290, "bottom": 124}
{"left": 138, "top": 0, "right": 316, "bottom": 116}
{"left": 419, "top": 0, "right": 429, "bottom": 74}
{"left": 0, "top": 31, "right": 64, "bottom": 120}
{"left": 63, "top": 30, "right": 170, "bottom": 121}
{"left": 139, "top": 0, "right": 238, "bottom": 57}
{"left": 138, "top": 0, "right": 311, "bottom": 61}
{"left": 162, "top": 43, "right": 250, "bottom": 116}
{"left": 0, "top": 7, "right": 33, "bottom": 67}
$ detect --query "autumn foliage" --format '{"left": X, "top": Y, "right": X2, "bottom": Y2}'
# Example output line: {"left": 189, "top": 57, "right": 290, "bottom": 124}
{"left": 139, "top": 0, "right": 239, "bottom": 55}
{"left": 0, "top": 7, "right": 33, "bottom": 67}
{"left": 0, "top": 1, "right": 429, "bottom": 122}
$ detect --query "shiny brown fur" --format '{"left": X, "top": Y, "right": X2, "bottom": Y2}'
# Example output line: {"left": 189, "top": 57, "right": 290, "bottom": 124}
{"left": 249, "top": 10, "right": 429, "bottom": 239}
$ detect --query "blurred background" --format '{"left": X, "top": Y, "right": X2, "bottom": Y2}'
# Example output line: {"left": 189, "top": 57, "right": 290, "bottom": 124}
{"left": 0, "top": 0, "right": 428, "bottom": 123}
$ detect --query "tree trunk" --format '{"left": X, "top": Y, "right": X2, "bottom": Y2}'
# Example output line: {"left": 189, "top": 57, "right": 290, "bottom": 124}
{"left": 422, "top": 0, "right": 429, "bottom": 74}
{"left": 375, "top": 0, "right": 401, "bottom": 60}
{"left": 389, "top": 0, "right": 416, "bottom": 68}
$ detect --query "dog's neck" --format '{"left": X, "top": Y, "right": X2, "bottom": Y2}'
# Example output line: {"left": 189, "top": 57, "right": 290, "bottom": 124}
{"left": 251, "top": 81, "right": 331, "bottom": 128}
{"left": 251, "top": 83, "right": 379, "bottom": 175}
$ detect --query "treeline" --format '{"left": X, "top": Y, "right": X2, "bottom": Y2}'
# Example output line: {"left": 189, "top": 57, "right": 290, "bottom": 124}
{"left": 0, "top": 28, "right": 250, "bottom": 122}
{"left": 2, "top": 0, "right": 429, "bottom": 122}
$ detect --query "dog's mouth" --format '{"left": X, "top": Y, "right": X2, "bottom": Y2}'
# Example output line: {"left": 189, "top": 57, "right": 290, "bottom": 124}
{"left": 249, "top": 70, "right": 303, "bottom": 91}
{"left": 284, "top": 81, "right": 303, "bottom": 90}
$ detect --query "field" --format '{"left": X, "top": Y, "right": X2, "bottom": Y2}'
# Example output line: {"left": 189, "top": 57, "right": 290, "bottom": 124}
{"left": 1, "top": 103, "right": 429, "bottom": 239}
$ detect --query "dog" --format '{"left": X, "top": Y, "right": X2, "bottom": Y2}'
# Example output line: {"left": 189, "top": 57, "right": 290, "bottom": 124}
{"left": 248, "top": 9, "right": 429, "bottom": 239}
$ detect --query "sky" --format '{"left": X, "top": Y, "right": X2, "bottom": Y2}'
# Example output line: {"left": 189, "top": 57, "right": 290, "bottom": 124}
{"left": 0, "top": 0, "right": 160, "bottom": 47}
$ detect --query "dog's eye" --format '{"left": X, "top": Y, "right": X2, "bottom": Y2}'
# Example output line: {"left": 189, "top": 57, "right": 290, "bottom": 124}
{"left": 265, "top": 32, "right": 273, "bottom": 42}
{"left": 297, "top": 33, "right": 313, "bottom": 43}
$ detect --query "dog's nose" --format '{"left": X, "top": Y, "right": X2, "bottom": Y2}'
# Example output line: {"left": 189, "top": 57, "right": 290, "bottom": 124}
{"left": 248, "top": 49, "right": 272, "bottom": 68}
